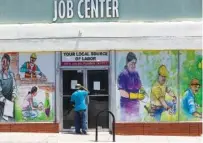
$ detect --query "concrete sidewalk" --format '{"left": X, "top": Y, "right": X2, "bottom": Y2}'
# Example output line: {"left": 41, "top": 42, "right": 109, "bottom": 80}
{"left": 0, "top": 132, "right": 202, "bottom": 143}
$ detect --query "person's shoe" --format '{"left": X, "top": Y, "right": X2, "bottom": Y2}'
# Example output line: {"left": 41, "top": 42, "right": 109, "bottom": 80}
{"left": 75, "top": 131, "right": 82, "bottom": 134}
{"left": 82, "top": 131, "right": 88, "bottom": 135}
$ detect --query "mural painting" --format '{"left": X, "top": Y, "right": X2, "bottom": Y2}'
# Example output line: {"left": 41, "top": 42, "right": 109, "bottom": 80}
{"left": 0, "top": 52, "right": 55, "bottom": 122}
{"left": 15, "top": 84, "right": 55, "bottom": 122}
{"left": 180, "top": 50, "right": 202, "bottom": 121}
{"left": 116, "top": 51, "right": 178, "bottom": 122}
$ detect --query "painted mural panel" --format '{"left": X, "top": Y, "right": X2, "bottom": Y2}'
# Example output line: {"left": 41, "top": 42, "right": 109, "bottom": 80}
{"left": 116, "top": 51, "right": 178, "bottom": 122}
{"left": 18, "top": 53, "right": 55, "bottom": 84}
{"left": 15, "top": 52, "right": 56, "bottom": 122}
{"left": 0, "top": 52, "right": 55, "bottom": 122}
{"left": 179, "top": 50, "right": 202, "bottom": 121}
{"left": 15, "top": 84, "right": 55, "bottom": 122}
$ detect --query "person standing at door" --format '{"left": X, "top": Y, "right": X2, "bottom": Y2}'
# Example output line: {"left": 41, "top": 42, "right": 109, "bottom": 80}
{"left": 71, "top": 84, "right": 89, "bottom": 134}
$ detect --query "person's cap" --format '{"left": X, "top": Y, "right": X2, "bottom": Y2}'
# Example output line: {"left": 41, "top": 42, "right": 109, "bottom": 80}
{"left": 158, "top": 65, "right": 169, "bottom": 77}
{"left": 30, "top": 53, "right": 37, "bottom": 59}
{"left": 75, "top": 84, "right": 82, "bottom": 89}
{"left": 190, "top": 79, "right": 200, "bottom": 86}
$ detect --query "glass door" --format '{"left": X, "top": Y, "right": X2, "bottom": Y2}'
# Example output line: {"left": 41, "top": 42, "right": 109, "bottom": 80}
{"left": 87, "top": 70, "right": 109, "bottom": 130}
{"left": 62, "top": 70, "right": 84, "bottom": 130}
{"left": 62, "top": 69, "right": 109, "bottom": 131}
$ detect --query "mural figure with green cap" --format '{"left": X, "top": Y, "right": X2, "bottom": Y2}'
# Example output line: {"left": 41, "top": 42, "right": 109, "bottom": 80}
{"left": 20, "top": 53, "right": 46, "bottom": 79}
{"left": 145, "top": 65, "right": 177, "bottom": 121}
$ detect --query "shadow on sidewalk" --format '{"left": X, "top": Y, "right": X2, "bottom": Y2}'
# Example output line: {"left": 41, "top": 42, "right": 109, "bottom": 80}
{"left": 61, "top": 132, "right": 92, "bottom": 135}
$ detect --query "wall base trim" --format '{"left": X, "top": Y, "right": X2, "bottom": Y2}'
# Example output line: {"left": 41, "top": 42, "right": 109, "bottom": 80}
{"left": 115, "top": 123, "right": 202, "bottom": 136}
{"left": 0, "top": 123, "right": 59, "bottom": 133}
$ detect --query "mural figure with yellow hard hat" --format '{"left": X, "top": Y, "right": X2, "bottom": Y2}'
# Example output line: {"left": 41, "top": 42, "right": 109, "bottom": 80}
{"left": 145, "top": 65, "right": 177, "bottom": 121}
{"left": 117, "top": 52, "right": 147, "bottom": 121}
{"left": 181, "top": 79, "right": 202, "bottom": 119}
{"left": 20, "top": 53, "right": 46, "bottom": 80}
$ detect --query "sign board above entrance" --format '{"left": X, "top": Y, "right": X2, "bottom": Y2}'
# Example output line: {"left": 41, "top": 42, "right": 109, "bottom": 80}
{"left": 0, "top": 0, "right": 201, "bottom": 24}
{"left": 61, "top": 52, "right": 109, "bottom": 66}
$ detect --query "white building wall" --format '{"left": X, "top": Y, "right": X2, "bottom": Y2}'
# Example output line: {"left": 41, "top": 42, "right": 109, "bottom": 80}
{"left": 0, "top": 22, "right": 201, "bottom": 52}
{"left": 0, "top": 21, "right": 201, "bottom": 128}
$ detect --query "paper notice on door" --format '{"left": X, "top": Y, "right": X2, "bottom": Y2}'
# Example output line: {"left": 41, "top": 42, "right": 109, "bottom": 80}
{"left": 3, "top": 99, "right": 14, "bottom": 117}
{"left": 71, "top": 80, "right": 77, "bottom": 89}
{"left": 93, "top": 81, "right": 100, "bottom": 90}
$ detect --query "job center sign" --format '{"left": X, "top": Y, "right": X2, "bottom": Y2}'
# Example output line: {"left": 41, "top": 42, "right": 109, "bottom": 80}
{"left": 53, "top": 0, "right": 119, "bottom": 21}
{"left": 0, "top": 0, "right": 200, "bottom": 24}
{"left": 61, "top": 52, "right": 109, "bottom": 66}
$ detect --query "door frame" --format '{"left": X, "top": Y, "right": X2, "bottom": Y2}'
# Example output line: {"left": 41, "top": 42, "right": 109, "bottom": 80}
{"left": 60, "top": 68, "right": 86, "bottom": 132}
{"left": 85, "top": 68, "right": 110, "bottom": 131}
{"left": 60, "top": 66, "right": 110, "bottom": 132}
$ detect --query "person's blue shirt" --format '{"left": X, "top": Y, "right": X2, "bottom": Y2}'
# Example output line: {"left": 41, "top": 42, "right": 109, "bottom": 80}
{"left": 182, "top": 89, "right": 196, "bottom": 116}
{"left": 71, "top": 90, "right": 88, "bottom": 111}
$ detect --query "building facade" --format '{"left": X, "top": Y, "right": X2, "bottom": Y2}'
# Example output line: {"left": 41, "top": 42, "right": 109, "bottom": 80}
{"left": 0, "top": 0, "right": 202, "bottom": 136}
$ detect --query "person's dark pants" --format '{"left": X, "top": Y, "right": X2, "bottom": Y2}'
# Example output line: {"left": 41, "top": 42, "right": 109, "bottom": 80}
{"left": 74, "top": 110, "right": 87, "bottom": 134}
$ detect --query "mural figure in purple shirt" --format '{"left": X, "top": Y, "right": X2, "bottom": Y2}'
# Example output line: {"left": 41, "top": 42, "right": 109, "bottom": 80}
{"left": 117, "top": 52, "right": 146, "bottom": 121}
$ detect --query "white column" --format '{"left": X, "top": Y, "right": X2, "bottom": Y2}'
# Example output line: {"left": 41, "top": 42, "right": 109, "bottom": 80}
{"left": 109, "top": 50, "right": 117, "bottom": 132}
{"left": 55, "top": 51, "right": 63, "bottom": 131}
